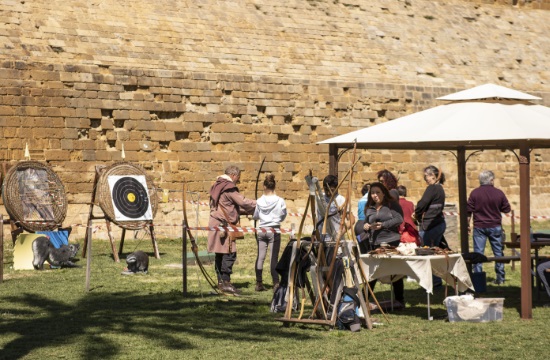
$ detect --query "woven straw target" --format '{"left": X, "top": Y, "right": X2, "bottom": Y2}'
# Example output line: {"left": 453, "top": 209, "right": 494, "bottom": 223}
{"left": 2, "top": 161, "right": 68, "bottom": 232}
{"left": 96, "top": 162, "right": 158, "bottom": 230}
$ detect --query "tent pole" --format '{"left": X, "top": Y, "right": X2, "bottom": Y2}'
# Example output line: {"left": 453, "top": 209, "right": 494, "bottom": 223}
{"left": 519, "top": 142, "right": 532, "bottom": 319}
{"left": 457, "top": 147, "right": 469, "bottom": 255}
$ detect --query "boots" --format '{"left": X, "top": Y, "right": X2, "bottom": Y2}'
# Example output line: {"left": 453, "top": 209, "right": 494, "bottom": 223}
{"left": 272, "top": 282, "right": 280, "bottom": 293}
{"left": 220, "top": 280, "right": 241, "bottom": 295}
{"left": 255, "top": 281, "right": 267, "bottom": 292}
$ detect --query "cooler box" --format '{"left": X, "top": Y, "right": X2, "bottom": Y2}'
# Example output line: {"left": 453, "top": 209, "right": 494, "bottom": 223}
{"left": 444, "top": 295, "right": 504, "bottom": 323}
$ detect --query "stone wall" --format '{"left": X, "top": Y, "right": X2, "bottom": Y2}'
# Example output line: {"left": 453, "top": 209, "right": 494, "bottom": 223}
{"left": 0, "top": 0, "right": 549, "bottom": 239}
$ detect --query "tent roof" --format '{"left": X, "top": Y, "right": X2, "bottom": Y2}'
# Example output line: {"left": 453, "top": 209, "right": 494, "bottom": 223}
{"left": 319, "top": 85, "right": 550, "bottom": 150}
{"left": 437, "top": 83, "right": 541, "bottom": 101}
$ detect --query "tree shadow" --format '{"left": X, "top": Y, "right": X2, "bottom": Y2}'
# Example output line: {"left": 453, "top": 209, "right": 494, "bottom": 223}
{"left": 0, "top": 291, "right": 312, "bottom": 359}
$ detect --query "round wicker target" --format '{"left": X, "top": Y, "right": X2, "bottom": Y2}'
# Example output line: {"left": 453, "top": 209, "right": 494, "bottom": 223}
{"left": 96, "top": 162, "right": 158, "bottom": 230}
{"left": 2, "top": 161, "right": 68, "bottom": 232}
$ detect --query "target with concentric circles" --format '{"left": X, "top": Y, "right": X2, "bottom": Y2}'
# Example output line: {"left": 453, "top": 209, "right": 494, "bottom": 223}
{"left": 107, "top": 175, "right": 153, "bottom": 221}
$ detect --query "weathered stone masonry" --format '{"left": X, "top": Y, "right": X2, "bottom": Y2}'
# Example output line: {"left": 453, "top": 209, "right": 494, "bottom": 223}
{"left": 0, "top": 0, "right": 550, "bottom": 242}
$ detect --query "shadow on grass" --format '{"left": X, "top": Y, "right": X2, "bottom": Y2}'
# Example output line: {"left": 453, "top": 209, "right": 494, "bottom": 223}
{"left": 0, "top": 291, "right": 312, "bottom": 359}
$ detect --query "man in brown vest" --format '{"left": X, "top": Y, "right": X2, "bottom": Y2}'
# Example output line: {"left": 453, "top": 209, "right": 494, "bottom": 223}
{"left": 208, "top": 165, "right": 256, "bottom": 294}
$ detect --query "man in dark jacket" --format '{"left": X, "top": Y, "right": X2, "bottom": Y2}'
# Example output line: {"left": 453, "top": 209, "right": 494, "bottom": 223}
{"left": 467, "top": 170, "right": 511, "bottom": 285}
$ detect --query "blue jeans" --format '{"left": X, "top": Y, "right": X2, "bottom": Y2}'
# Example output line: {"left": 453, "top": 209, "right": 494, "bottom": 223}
{"left": 472, "top": 226, "right": 505, "bottom": 282}
{"left": 419, "top": 222, "right": 446, "bottom": 247}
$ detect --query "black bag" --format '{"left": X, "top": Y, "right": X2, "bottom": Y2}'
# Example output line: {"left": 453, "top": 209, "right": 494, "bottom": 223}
{"left": 462, "top": 252, "right": 488, "bottom": 264}
{"left": 270, "top": 284, "right": 298, "bottom": 313}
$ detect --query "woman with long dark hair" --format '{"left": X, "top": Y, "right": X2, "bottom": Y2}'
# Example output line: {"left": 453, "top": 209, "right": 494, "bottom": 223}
{"left": 376, "top": 169, "right": 398, "bottom": 194}
{"left": 362, "top": 182, "right": 405, "bottom": 306}
{"left": 415, "top": 165, "right": 446, "bottom": 247}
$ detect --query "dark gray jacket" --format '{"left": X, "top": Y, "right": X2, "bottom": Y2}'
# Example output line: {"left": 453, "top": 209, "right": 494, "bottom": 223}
{"left": 364, "top": 202, "right": 403, "bottom": 246}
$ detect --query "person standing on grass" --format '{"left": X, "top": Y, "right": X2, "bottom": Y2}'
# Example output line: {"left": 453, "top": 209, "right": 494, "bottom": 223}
{"left": 357, "top": 183, "right": 370, "bottom": 221}
{"left": 467, "top": 170, "right": 511, "bottom": 285}
{"left": 363, "top": 182, "right": 405, "bottom": 306}
{"left": 415, "top": 165, "right": 446, "bottom": 288}
{"left": 397, "top": 185, "right": 420, "bottom": 246}
{"left": 415, "top": 165, "right": 446, "bottom": 248}
{"left": 253, "top": 174, "right": 287, "bottom": 292}
{"left": 208, "top": 165, "right": 256, "bottom": 295}
{"left": 316, "top": 175, "right": 346, "bottom": 239}
{"left": 377, "top": 169, "right": 403, "bottom": 217}
{"left": 354, "top": 183, "right": 371, "bottom": 250}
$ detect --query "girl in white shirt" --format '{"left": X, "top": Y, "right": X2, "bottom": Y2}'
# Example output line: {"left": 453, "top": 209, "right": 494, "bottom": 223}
{"left": 253, "top": 174, "right": 287, "bottom": 292}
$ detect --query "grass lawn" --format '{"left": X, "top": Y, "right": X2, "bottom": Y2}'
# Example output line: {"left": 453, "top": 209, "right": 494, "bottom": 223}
{"left": 1, "top": 232, "right": 550, "bottom": 360}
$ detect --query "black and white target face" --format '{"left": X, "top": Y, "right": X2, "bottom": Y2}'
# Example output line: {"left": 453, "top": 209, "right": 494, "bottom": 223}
{"left": 107, "top": 175, "right": 153, "bottom": 221}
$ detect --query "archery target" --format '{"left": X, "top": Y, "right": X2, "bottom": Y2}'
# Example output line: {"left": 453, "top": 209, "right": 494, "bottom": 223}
{"left": 107, "top": 175, "right": 153, "bottom": 221}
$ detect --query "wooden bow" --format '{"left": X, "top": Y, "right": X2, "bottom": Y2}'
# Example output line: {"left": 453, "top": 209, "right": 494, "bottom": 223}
{"left": 182, "top": 181, "right": 220, "bottom": 294}
{"left": 254, "top": 157, "right": 266, "bottom": 241}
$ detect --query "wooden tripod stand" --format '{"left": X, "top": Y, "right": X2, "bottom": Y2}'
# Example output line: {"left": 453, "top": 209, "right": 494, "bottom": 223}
{"left": 277, "top": 174, "right": 373, "bottom": 330}
{"left": 81, "top": 165, "right": 160, "bottom": 263}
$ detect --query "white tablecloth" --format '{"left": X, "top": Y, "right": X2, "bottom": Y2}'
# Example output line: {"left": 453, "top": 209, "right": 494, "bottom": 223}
{"left": 360, "top": 253, "right": 474, "bottom": 294}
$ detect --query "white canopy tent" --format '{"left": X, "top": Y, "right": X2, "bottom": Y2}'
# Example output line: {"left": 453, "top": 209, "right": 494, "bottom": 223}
{"left": 318, "top": 84, "right": 550, "bottom": 319}
{"left": 321, "top": 84, "right": 550, "bottom": 149}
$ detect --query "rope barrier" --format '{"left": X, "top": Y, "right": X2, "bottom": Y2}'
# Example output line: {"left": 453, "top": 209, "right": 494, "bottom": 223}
{"left": 162, "top": 197, "right": 548, "bottom": 220}
{"left": 10, "top": 221, "right": 295, "bottom": 234}
{"left": 8, "top": 210, "right": 550, "bottom": 233}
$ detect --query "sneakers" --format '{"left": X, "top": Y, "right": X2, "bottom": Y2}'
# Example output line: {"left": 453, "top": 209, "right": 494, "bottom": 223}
{"left": 255, "top": 281, "right": 267, "bottom": 292}
{"left": 493, "top": 279, "right": 505, "bottom": 285}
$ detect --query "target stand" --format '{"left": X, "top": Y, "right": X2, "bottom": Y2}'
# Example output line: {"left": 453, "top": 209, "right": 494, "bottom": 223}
{"left": 82, "top": 162, "right": 160, "bottom": 262}
{"left": 1, "top": 161, "right": 70, "bottom": 243}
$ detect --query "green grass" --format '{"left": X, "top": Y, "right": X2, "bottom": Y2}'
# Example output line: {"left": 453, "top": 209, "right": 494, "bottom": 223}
{"left": 1, "top": 235, "right": 550, "bottom": 360}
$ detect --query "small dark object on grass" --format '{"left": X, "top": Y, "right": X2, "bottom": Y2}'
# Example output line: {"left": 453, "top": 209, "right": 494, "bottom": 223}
{"left": 122, "top": 251, "right": 149, "bottom": 275}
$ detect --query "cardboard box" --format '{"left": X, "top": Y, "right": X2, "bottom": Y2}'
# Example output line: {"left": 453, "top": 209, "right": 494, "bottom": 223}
{"left": 444, "top": 295, "right": 504, "bottom": 322}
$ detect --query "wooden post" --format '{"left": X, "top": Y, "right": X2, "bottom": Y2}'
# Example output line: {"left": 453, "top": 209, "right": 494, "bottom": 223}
{"left": 182, "top": 221, "right": 187, "bottom": 295}
{"left": 0, "top": 214, "right": 4, "bottom": 284}
{"left": 149, "top": 224, "right": 160, "bottom": 259}
{"left": 457, "top": 147, "right": 469, "bottom": 254}
{"left": 519, "top": 143, "right": 532, "bottom": 319}
{"left": 510, "top": 210, "right": 517, "bottom": 271}
{"left": 105, "top": 220, "right": 120, "bottom": 262}
{"left": 82, "top": 167, "right": 101, "bottom": 258}
{"left": 118, "top": 228, "right": 126, "bottom": 256}
{"left": 85, "top": 212, "right": 93, "bottom": 292}
{"left": 329, "top": 144, "right": 338, "bottom": 176}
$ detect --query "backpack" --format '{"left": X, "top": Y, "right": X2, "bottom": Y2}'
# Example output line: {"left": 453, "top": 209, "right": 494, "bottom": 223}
{"left": 336, "top": 287, "right": 361, "bottom": 332}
